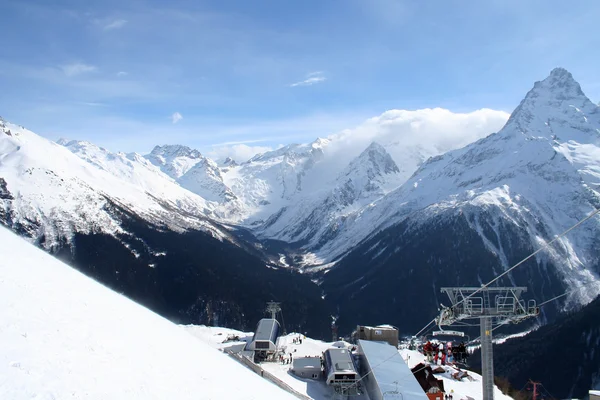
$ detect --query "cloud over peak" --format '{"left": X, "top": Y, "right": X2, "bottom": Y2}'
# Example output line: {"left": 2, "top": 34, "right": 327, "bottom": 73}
{"left": 290, "top": 71, "right": 326, "bottom": 87}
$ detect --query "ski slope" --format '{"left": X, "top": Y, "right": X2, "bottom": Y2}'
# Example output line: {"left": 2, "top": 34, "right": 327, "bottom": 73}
{"left": 0, "top": 226, "right": 295, "bottom": 400}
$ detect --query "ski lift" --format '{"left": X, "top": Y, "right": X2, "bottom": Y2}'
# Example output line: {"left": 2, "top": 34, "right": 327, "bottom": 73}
{"left": 431, "top": 330, "right": 469, "bottom": 342}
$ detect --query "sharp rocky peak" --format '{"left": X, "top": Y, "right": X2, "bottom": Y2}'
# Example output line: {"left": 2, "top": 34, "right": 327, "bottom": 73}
{"left": 531, "top": 67, "right": 585, "bottom": 100}
{"left": 503, "top": 67, "right": 598, "bottom": 138}
{"left": 150, "top": 145, "right": 202, "bottom": 160}
{"left": 346, "top": 141, "right": 399, "bottom": 176}
{"left": 223, "top": 157, "right": 238, "bottom": 167}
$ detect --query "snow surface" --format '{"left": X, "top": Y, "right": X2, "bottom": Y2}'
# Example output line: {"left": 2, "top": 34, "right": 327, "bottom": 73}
{"left": 0, "top": 226, "right": 296, "bottom": 400}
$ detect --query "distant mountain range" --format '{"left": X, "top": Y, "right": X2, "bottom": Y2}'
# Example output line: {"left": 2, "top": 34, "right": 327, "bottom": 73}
{"left": 1, "top": 67, "right": 599, "bottom": 340}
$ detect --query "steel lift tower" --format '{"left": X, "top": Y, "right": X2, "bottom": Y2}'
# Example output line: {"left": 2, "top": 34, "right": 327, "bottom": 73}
{"left": 437, "top": 287, "right": 539, "bottom": 400}
{"left": 265, "top": 301, "right": 282, "bottom": 320}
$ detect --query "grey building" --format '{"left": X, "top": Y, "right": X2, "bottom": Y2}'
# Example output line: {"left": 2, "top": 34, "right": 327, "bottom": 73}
{"left": 323, "top": 348, "right": 360, "bottom": 395}
{"left": 246, "top": 318, "right": 280, "bottom": 352}
{"left": 291, "top": 357, "right": 322, "bottom": 380}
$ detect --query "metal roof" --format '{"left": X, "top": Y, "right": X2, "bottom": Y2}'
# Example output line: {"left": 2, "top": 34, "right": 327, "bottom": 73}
{"left": 358, "top": 340, "right": 427, "bottom": 400}
{"left": 324, "top": 348, "right": 355, "bottom": 372}
{"left": 252, "top": 318, "right": 280, "bottom": 343}
{"left": 292, "top": 357, "right": 321, "bottom": 370}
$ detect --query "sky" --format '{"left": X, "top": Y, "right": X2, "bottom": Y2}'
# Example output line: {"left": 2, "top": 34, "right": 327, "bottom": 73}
{"left": 0, "top": 0, "right": 598, "bottom": 160}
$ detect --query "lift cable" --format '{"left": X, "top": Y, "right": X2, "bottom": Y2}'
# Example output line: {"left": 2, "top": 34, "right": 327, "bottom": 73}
{"left": 443, "top": 207, "right": 600, "bottom": 312}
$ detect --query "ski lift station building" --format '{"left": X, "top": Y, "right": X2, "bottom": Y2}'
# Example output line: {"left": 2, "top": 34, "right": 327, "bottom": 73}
{"left": 246, "top": 318, "right": 280, "bottom": 351}
{"left": 355, "top": 325, "right": 399, "bottom": 347}
{"left": 323, "top": 348, "right": 360, "bottom": 395}
{"left": 357, "top": 339, "right": 428, "bottom": 400}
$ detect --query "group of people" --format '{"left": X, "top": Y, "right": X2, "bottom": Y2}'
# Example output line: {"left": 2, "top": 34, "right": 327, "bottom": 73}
{"left": 279, "top": 352, "right": 294, "bottom": 365}
{"left": 291, "top": 335, "right": 303, "bottom": 345}
{"left": 422, "top": 341, "right": 468, "bottom": 365}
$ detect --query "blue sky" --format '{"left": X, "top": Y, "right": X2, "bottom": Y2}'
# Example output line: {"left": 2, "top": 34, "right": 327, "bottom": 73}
{"left": 0, "top": 0, "right": 598, "bottom": 155}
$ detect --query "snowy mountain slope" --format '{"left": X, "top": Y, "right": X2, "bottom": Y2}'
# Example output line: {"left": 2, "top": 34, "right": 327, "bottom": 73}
{"left": 256, "top": 142, "right": 402, "bottom": 253}
{"left": 145, "top": 144, "right": 239, "bottom": 206}
{"left": 300, "top": 68, "right": 600, "bottom": 266}
{"left": 0, "top": 225, "right": 296, "bottom": 400}
{"left": 146, "top": 144, "right": 203, "bottom": 179}
{"left": 0, "top": 122, "right": 234, "bottom": 248}
{"left": 221, "top": 139, "right": 329, "bottom": 221}
{"left": 317, "top": 68, "right": 600, "bottom": 332}
{"left": 178, "top": 157, "right": 238, "bottom": 203}
{"left": 58, "top": 139, "right": 205, "bottom": 204}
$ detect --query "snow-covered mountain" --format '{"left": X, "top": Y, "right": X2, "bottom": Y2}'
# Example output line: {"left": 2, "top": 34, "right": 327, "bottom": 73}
{"left": 146, "top": 144, "right": 203, "bottom": 179}
{"left": 178, "top": 158, "right": 238, "bottom": 203}
{"left": 0, "top": 122, "right": 231, "bottom": 249}
{"left": 0, "top": 225, "right": 295, "bottom": 400}
{"left": 145, "top": 144, "right": 238, "bottom": 205}
{"left": 0, "top": 120, "right": 332, "bottom": 337}
{"left": 256, "top": 142, "right": 402, "bottom": 255}
{"left": 318, "top": 67, "right": 600, "bottom": 332}
{"left": 221, "top": 139, "right": 330, "bottom": 221}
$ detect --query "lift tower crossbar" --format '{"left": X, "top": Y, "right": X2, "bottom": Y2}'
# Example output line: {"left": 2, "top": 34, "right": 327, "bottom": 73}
{"left": 438, "top": 287, "right": 538, "bottom": 400}
{"left": 265, "top": 301, "right": 282, "bottom": 320}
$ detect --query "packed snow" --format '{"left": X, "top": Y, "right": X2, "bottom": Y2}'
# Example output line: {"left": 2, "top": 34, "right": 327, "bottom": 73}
{"left": 0, "top": 226, "right": 296, "bottom": 400}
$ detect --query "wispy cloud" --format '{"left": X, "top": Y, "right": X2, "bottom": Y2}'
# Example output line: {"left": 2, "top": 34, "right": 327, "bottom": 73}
{"left": 61, "top": 63, "right": 97, "bottom": 77}
{"left": 116, "top": 71, "right": 128, "bottom": 77}
{"left": 104, "top": 19, "right": 127, "bottom": 30}
{"left": 171, "top": 112, "right": 183, "bottom": 124}
{"left": 290, "top": 71, "right": 326, "bottom": 87}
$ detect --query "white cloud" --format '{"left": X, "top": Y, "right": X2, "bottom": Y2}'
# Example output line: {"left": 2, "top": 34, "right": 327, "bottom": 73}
{"left": 61, "top": 63, "right": 97, "bottom": 77}
{"left": 301, "top": 107, "right": 510, "bottom": 192}
{"left": 207, "top": 144, "right": 274, "bottom": 163}
{"left": 104, "top": 19, "right": 127, "bottom": 30}
{"left": 290, "top": 72, "right": 326, "bottom": 87}
{"left": 171, "top": 112, "right": 183, "bottom": 124}
{"left": 116, "top": 71, "right": 128, "bottom": 77}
